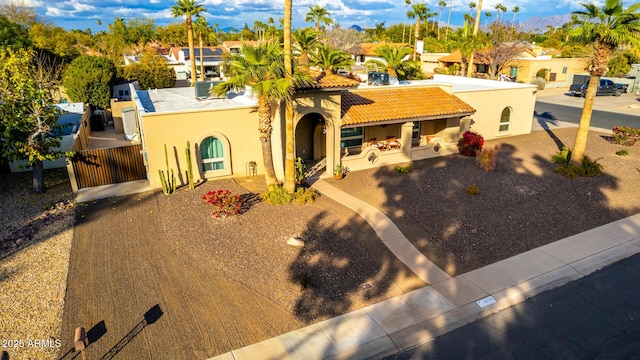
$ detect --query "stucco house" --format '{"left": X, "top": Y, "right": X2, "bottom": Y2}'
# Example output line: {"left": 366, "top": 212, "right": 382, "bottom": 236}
{"left": 168, "top": 46, "right": 226, "bottom": 80}
{"left": 126, "top": 71, "right": 537, "bottom": 190}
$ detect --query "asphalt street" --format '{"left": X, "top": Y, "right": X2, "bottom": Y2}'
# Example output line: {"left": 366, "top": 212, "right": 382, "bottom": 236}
{"left": 383, "top": 250, "right": 640, "bottom": 359}
{"left": 535, "top": 92, "right": 640, "bottom": 131}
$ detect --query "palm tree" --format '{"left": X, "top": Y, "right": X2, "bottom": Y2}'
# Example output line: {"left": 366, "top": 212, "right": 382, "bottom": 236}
{"left": 403, "top": 0, "right": 411, "bottom": 43}
{"left": 512, "top": 5, "right": 520, "bottom": 27}
{"left": 171, "top": 0, "right": 205, "bottom": 87}
{"left": 309, "top": 45, "right": 354, "bottom": 75}
{"left": 445, "top": 0, "right": 453, "bottom": 41}
{"left": 438, "top": 0, "right": 447, "bottom": 40}
{"left": 407, "top": 2, "right": 430, "bottom": 60}
{"left": 213, "top": 43, "right": 290, "bottom": 186}
{"left": 485, "top": 11, "right": 492, "bottom": 29}
{"left": 292, "top": 28, "right": 319, "bottom": 66}
{"left": 305, "top": 5, "right": 333, "bottom": 33}
{"left": 284, "top": 0, "right": 295, "bottom": 193}
{"left": 567, "top": 0, "right": 640, "bottom": 164}
{"left": 466, "top": 0, "right": 483, "bottom": 77}
{"left": 193, "top": 16, "right": 209, "bottom": 81}
{"left": 495, "top": 3, "right": 507, "bottom": 23}
{"left": 365, "top": 44, "right": 413, "bottom": 79}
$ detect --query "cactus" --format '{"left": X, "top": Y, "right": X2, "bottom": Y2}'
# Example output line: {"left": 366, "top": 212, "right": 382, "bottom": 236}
{"left": 186, "top": 141, "right": 194, "bottom": 190}
{"left": 159, "top": 144, "right": 176, "bottom": 195}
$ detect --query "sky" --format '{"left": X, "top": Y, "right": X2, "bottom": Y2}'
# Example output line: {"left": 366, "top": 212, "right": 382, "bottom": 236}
{"left": 12, "top": 0, "right": 592, "bottom": 33}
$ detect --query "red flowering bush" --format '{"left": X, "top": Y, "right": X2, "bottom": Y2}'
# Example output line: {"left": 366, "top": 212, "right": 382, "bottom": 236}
{"left": 612, "top": 126, "right": 640, "bottom": 146}
{"left": 457, "top": 131, "right": 484, "bottom": 156}
{"left": 202, "top": 190, "right": 245, "bottom": 218}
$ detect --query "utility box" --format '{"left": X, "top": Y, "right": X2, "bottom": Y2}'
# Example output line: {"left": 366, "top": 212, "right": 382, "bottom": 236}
{"left": 121, "top": 107, "right": 139, "bottom": 141}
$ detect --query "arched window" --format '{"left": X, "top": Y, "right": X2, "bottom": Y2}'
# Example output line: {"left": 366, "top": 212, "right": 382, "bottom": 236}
{"left": 499, "top": 107, "right": 511, "bottom": 132}
{"left": 201, "top": 136, "right": 225, "bottom": 171}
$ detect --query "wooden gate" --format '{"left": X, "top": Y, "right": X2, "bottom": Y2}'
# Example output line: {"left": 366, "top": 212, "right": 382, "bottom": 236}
{"left": 70, "top": 144, "right": 146, "bottom": 189}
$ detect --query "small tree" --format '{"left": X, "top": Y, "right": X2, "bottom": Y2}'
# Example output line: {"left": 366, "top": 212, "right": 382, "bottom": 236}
{"left": 63, "top": 55, "right": 116, "bottom": 108}
{"left": 123, "top": 50, "right": 176, "bottom": 89}
{"left": 0, "top": 49, "right": 66, "bottom": 193}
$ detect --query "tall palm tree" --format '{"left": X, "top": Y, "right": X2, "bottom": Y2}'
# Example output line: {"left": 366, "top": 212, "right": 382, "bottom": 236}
{"left": 309, "top": 45, "right": 355, "bottom": 75}
{"left": 407, "top": 2, "right": 430, "bottom": 61}
{"left": 438, "top": 0, "right": 446, "bottom": 40}
{"left": 365, "top": 44, "right": 413, "bottom": 78}
{"left": 171, "top": 0, "right": 205, "bottom": 87}
{"left": 305, "top": 5, "right": 333, "bottom": 33}
{"left": 512, "top": 5, "right": 520, "bottom": 27}
{"left": 403, "top": 0, "right": 411, "bottom": 44}
{"left": 292, "top": 28, "right": 319, "bottom": 66}
{"left": 466, "top": 0, "right": 483, "bottom": 77}
{"left": 283, "top": 0, "right": 295, "bottom": 193}
{"left": 445, "top": 0, "right": 453, "bottom": 41}
{"left": 485, "top": 11, "right": 492, "bottom": 29}
{"left": 213, "top": 43, "right": 290, "bottom": 185}
{"left": 495, "top": 3, "right": 507, "bottom": 23}
{"left": 567, "top": 0, "right": 640, "bottom": 164}
{"left": 193, "top": 16, "right": 209, "bottom": 81}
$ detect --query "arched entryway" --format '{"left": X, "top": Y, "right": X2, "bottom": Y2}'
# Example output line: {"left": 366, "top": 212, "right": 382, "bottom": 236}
{"left": 295, "top": 113, "right": 326, "bottom": 161}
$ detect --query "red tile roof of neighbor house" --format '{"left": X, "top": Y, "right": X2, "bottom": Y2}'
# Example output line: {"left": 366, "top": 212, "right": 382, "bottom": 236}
{"left": 356, "top": 42, "right": 413, "bottom": 56}
{"left": 341, "top": 86, "right": 476, "bottom": 126}
{"left": 296, "top": 67, "right": 361, "bottom": 90}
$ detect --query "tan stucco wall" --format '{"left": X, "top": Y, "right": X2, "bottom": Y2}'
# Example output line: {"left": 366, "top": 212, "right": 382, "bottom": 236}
{"left": 139, "top": 106, "right": 263, "bottom": 189}
{"left": 506, "top": 58, "right": 589, "bottom": 86}
{"left": 454, "top": 86, "right": 537, "bottom": 140}
{"left": 273, "top": 91, "right": 343, "bottom": 179}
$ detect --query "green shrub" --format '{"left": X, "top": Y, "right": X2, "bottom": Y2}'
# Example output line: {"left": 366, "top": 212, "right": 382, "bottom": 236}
{"left": 261, "top": 185, "right": 318, "bottom": 205}
{"left": 395, "top": 163, "right": 414, "bottom": 174}
{"left": 477, "top": 144, "right": 501, "bottom": 171}
{"left": 261, "top": 185, "right": 294, "bottom": 205}
{"left": 457, "top": 131, "right": 484, "bottom": 157}
{"left": 295, "top": 157, "right": 307, "bottom": 184}
{"left": 552, "top": 147, "right": 571, "bottom": 165}
{"left": 616, "top": 149, "right": 629, "bottom": 156}
{"left": 466, "top": 184, "right": 480, "bottom": 195}
{"left": 612, "top": 126, "right": 640, "bottom": 146}
{"left": 294, "top": 187, "right": 318, "bottom": 204}
{"left": 581, "top": 156, "right": 604, "bottom": 177}
{"left": 554, "top": 156, "right": 603, "bottom": 179}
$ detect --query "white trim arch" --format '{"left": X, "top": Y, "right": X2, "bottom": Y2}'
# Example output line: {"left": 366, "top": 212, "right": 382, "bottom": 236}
{"left": 195, "top": 132, "right": 232, "bottom": 178}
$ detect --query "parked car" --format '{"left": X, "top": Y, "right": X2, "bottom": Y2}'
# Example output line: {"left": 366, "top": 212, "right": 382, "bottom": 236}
{"left": 569, "top": 78, "right": 628, "bottom": 97}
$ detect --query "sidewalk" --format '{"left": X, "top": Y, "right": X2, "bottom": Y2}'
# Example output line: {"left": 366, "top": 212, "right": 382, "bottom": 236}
{"left": 207, "top": 178, "right": 640, "bottom": 360}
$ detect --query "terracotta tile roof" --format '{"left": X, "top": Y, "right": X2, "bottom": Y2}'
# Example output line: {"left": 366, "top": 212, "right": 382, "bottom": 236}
{"left": 356, "top": 42, "right": 412, "bottom": 56}
{"left": 341, "top": 86, "right": 475, "bottom": 126}
{"left": 296, "top": 67, "right": 361, "bottom": 90}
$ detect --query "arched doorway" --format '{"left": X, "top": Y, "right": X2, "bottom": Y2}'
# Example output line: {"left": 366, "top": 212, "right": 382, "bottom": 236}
{"left": 295, "top": 113, "right": 326, "bottom": 161}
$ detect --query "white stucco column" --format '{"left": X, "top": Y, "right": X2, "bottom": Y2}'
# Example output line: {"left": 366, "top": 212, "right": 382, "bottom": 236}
{"left": 400, "top": 122, "right": 414, "bottom": 159}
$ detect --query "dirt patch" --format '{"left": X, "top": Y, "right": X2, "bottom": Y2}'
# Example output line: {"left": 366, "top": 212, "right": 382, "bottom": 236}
{"left": 57, "top": 178, "right": 424, "bottom": 359}
{"left": 329, "top": 128, "right": 640, "bottom": 276}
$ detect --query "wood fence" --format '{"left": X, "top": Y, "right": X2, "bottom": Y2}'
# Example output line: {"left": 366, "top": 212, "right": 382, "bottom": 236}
{"left": 70, "top": 144, "right": 146, "bottom": 189}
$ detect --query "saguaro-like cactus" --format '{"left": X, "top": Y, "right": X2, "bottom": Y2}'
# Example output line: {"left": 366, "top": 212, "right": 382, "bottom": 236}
{"left": 186, "top": 141, "right": 194, "bottom": 190}
{"left": 159, "top": 144, "right": 176, "bottom": 195}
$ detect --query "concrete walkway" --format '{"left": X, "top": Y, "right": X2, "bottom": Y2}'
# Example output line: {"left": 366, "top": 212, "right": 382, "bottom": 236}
{"left": 74, "top": 178, "right": 640, "bottom": 360}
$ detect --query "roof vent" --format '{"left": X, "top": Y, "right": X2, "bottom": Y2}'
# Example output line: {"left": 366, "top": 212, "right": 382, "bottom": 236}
{"left": 195, "top": 81, "right": 225, "bottom": 100}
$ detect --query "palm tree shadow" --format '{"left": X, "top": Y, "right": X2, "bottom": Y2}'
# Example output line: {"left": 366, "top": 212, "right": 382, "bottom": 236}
{"left": 535, "top": 110, "right": 566, "bottom": 151}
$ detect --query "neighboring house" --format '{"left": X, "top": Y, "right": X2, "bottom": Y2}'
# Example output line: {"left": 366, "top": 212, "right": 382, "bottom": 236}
{"left": 504, "top": 56, "right": 589, "bottom": 87}
{"left": 438, "top": 50, "right": 491, "bottom": 76}
{"left": 113, "top": 81, "right": 138, "bottom": 101}
{"left": 168, "top": 46, "right": 226, "bottom": 80}
{"left": 352, "top": 42, "right": 412, "bottom": 67}
{"left": 421, "top": 53, "right": 450, "bottom": 74}
{"left": 9, "top": 103, "right": 86, "bottom": 173}
{"left": 126, "top": 69, "right": 537, "bottom": 189}
{"left": 222, "top": 41, "right": 259, "bottom": 54}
